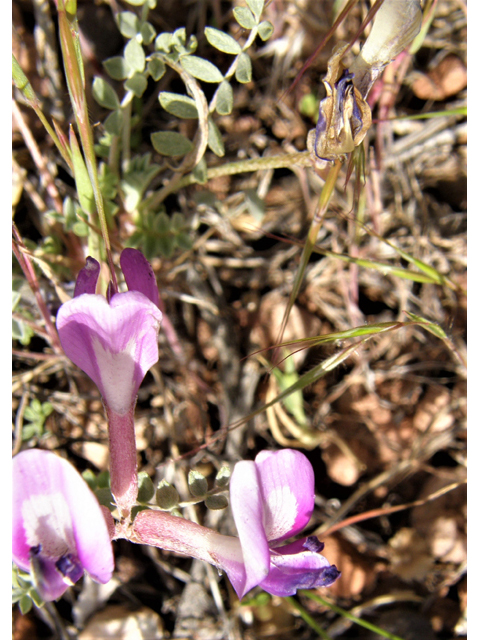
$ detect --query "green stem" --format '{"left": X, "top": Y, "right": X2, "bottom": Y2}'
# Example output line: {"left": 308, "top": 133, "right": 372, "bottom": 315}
{"left": 273, "top": 159, "right": 342, "bottom": 362}
{"left": 57, "top": 0, "right": 117, "bottom": 289}
{"left": 12, "top": 54, "right": 73, "bottom": 172}
{"left": 176, "top": 151, "right": 312, "bottom": 189}
{"left": 300, "top": 592, "right": 406, "bottom": 640}
{"left": 284, "top": 597, "right": 332, "bottom": 640}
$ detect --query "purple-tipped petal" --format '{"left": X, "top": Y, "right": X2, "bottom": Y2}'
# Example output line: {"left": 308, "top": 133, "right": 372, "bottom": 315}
{"left": 29, "top": 548, "right": 73, "bottom": 601}
{"left": 254, "top": 450, "right": 315, "bottom": 543}
{"left": 56, "top": 291, "right": 162, "bottom": 414}
{"left": 13, "top": 450, "right": 114, "bottom": 600}
{"left": 120, "top": 248, "right": 160, "bottom": 308}
{"left": 230, "top": 461, "right": 271, "bottom": 595}
{"left": 58, "top": 453, "right": 115, "bottom": 583}
{"left": 74, "top": 257, "right": 100, "bottom": 297}
{"left": 259, "top": 537, "right": 341, "bottom": 597}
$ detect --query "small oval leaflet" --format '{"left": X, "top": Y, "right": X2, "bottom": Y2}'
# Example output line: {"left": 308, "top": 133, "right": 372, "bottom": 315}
{"left": 151, "top": 131, "right": 193, "bottom": 157}
{"left": 205, "top": 27, "right": 242, "bottom": 55}
{"left": 180, "top": 55, "right": 224, "bottom": 83}
{"left": 216, "top": 81, "right": 234, "bottom": 116}
{"left": 159, "top": 92, "right": 198, "bottom": 119}
{"left": 235, "top": 52, "right": 252, "bottom": 84}
{"left": 233, "top": 6, "right": 257, "bottom": 30}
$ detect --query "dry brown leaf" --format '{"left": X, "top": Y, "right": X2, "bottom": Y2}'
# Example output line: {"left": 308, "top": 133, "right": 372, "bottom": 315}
{"left": 412, "top": 387, "right": 454, "bottom": 433}
{"left": 412, "top": 55, "right": 467, "bottom": 101}
{"left": 387, "top": 527, "right": 434, "bottom": 581}
{"left": 320, "top": 440, "right": 363, "bottom": 486}
{"left": 410, "top": 469, "right": 467, "bottom": 564}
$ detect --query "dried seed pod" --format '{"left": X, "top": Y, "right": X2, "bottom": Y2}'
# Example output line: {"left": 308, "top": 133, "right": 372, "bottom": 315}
{"left": 307, "top": 0, "right": 422, "bottom": 166}
{"left": 307, "top": 43, "right": 372, "bottom": 163}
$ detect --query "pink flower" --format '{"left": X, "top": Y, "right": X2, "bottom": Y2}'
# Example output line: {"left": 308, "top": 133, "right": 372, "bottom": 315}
{"left": 131, "top": 450, "right": 340, "bottom": 599}
{"left": 56, "top": 249, "right": 162, "bottom": 416}
{"left": 56, "top": 249, "right": 163, "bottom": 515}
{"left": 12, "top": 449, "right": 114, "bottom": 601}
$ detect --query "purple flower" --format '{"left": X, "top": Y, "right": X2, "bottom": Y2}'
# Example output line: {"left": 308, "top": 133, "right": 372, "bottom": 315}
{"left": 223, "top": 449, "right": 340, "bottom": 598}
{"left": 56, "top": 249, "right": 162, "bottom": 417}
{"left": 131, "top": 449, "right": 340, "bottom": 599}
{"left": 56, "top": 249, "right": 163, "bottom": 515}
{"left": 13, "top": 449, "right": 114, "bottom": 601}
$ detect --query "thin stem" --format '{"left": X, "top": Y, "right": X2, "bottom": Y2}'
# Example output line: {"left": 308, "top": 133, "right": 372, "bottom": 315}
{"left": 284, "top": 597, "right": 332, "bottom": 640}
{"left": 300, "top": 592, "right": 406, "bottom": 640}
{"left": 57, "top": 0, "right": 117, "bottom": 290}
{"left": 12, "top": 224, "right": 63, "bottom": 354}
{"left": 273, "top": 159, "right": 342, "bottom": 363}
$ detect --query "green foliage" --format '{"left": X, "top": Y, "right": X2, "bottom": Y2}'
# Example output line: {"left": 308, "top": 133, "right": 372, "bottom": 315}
{"left": 205, "top": 27, "right": 242, "bottom": 55}
{"left": 246, "top": 0, "right": 265, "bottom": 21}
{"left": 216, "top": 81, "right": 234, "bottom": 115}
{"left": 156, "top": 479, "right": 180, "bottom": 510}
{"left": 92, "top": 76, "right": 120, "bottom": 110}
{"left": 12, "top": 566, "right": 43, "bottom": 614}
{"left": 127, "top": 209, "right": 193, "bottom": 260}
{"left": 272, "top": 355, "right": 307, "bottom": 426}
{"left": 207, "top": 117, "right": 225, "bottom": 157}
{"left": 151, "top": 131, "right": 194, "bottom": 157}
{"left": 180, "top": 55, "right": 224, "bottom": 83}
{"left": 12, "top": 279, "right": 34, "bottom": 346}
{"left": 188, "top": 469, "right": 208, "bottom": 497}
{"left": 235, "top": 52, "right": 252, "bottom": 83}
{"left": 233, "top": 6, "right": 257, "bottom": 29}
{"left": 81, "top": 469, "right": 114, "bottom": 511}
{"left": 257, "top": 20, "right": 274, "bottom": 41}
{"left": 205, "top": 494, "right": 229, "bottom": 509}
{"left": 121, "top": 153, "right": 161, "bottom": 212}
{"left": 22, "top": 398, "right": 53, "bottom": 441}
{"left": 214, "top": 465, "right": 231, "bottom": 488}
{"left": 137, "top": 471, "right": 155, "bottom": 503}
{"left": 159, "top": 92, "right": 198, "bottom": 119}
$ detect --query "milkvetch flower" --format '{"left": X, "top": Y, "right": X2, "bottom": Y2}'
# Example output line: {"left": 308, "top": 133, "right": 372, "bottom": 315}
{"left": 13, "top": 449, "right": 114, "bottom": 602}
{"left": 56, "top": 249, "right": 163, "bottom": 515}
{"left": 130, "top": 449, "right": 340, "bottom": 599}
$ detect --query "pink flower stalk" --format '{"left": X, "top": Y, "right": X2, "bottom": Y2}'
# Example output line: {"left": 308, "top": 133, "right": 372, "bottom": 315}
{"left": 131, "top": 450, "right": 340, "bottom": 599}
{"left": 56, "top": 249, "right": 163, "bottom": 515}
{"left": 13, "top": 449, "right": 114, "bottom": 601}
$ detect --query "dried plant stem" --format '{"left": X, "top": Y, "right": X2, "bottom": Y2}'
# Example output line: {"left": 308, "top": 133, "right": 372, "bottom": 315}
{"left": 12, "top": 223, "right": 63, "bottom": 354}
{"left": 12, "top": 100, "right": 63, "bottom": 214}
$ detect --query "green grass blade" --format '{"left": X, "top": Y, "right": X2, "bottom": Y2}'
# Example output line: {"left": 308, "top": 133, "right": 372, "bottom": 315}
{"left": 273, "top": 160, "right": 342, "bottom": 362}
{"left": 285, "top": 596, "right": 332, "bottom": 640}
{"left": 301, "top": 592, "right": 406, "bottom": 640}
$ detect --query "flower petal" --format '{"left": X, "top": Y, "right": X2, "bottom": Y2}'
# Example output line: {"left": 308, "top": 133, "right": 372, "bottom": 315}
{"left": 56, "top": 291, "right": 162, "bottom": 414}
{"left": 12, "top": 450, "right": 114, "bottom": 599}
{"left": 13, "top": 450, "right": 75, "bottom": 571}
{"left": 60, "top": 459, "right": 114, "bottom": 584}
{"left": 230, "top": 460, "right": 271, "bottom": 596}
{"left": 254, "top": 450, "right": 315, "bottom": 543}
{"left": 259, "top": 538, "right": 341, "bottom": 597}
{"left": 74, "top": 257, "right": 100, "bottom": 297}
{"left": 120, "top": 248, "right": 160, "bottom": 307}
{"left": 29, "top": 548, "right": 72, "bottom": 601}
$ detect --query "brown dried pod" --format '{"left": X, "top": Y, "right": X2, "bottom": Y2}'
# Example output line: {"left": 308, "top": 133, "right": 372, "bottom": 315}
{"left": 307, "top": 43, "right": 372, "bottom": 163}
